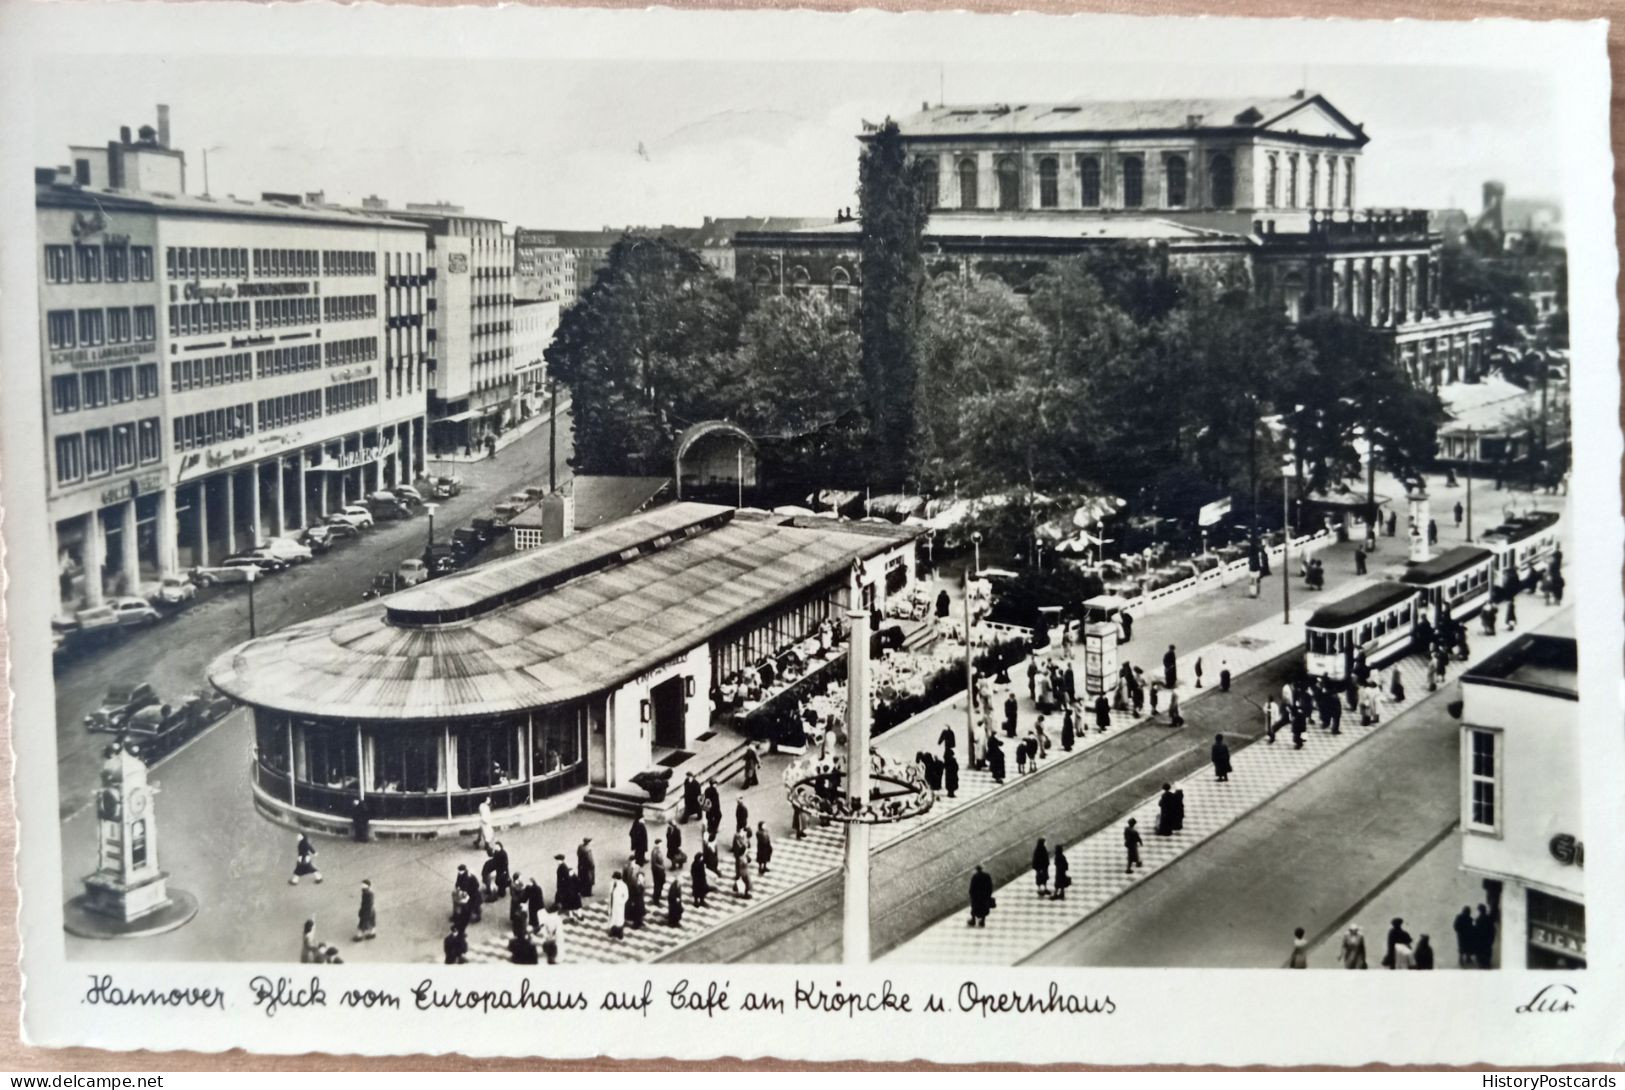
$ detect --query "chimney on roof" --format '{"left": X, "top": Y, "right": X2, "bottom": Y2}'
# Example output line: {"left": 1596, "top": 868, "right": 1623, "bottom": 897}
{"left": 1292, "top": 89, "right": 1306, "bottom": 100}
{"left": 157, "top": 104, "right": 171, "bottom": 148}
{"left": 1186, "top": 113, "right": 1204, "bottom": 128}
{"left": 922, "top": 100, "right": 930, "bottom": 111}
{"left": 119, "top": 125, "right": 132, "bottom": 145}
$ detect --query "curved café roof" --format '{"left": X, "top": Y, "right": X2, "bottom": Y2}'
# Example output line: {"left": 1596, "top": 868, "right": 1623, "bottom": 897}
{"left": 208, "top": 502, "right": 915, "bottom": 723}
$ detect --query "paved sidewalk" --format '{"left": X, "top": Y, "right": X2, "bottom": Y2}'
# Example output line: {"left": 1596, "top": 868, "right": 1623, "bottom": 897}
{"left": 883, "top": 590, "right": 1571, "bottom": 965}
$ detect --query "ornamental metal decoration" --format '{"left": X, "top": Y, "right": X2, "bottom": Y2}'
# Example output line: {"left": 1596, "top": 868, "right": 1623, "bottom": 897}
{"left": 782, "top": 747, "right": 934, "bottom": 825}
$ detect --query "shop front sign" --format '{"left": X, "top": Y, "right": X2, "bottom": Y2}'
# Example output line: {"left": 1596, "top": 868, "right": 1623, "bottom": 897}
{"left": 99, "top": 471, "right": 164, "bottom": 507}
{"left": 50, "top": 341, "right": 157, "bottom": 369}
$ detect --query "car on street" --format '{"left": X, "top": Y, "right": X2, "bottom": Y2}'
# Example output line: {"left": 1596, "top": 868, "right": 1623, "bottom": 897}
{"left": 228, "top": 549, "right": 289, "bottom": 574}
{"left": 73, "top": 603, "right": 121, "bottom": 636}
{"left": 470, "top": 517, "right": 499, "bottom": 541}
{"left": 300, "top": 524, "right": 335, "bottom": 553}
{"left": 153, "top": 573, "right": 198, "bottom": 605}
{"left": 523, "top": 485, "right": 549, "bottom": 500}
{"left": 321, "top": 518, "right": 363, "bottom": 541}
{"left": 423, "top": 544, "right": 460, "bottom": 577}
{"left": 329, "top": 505, "right": 375, "bottom": 529}
{"left": 258, "top": 537, "right": 315, "bottom": 565}
{"left": 367, "top": 491, "right": 413, "bottom": 520}
{"left": 423, "top": 475, "right": 462, "bottom": 499}
{"left": 84, "top": 681, "right": 160, "bottom": 731}
{"left": 109, "top": 595, "right": 162, "bottom": 627}
{"left": 120, "top": 689, "right": 235, "bottom": 761}
{"left": 397, "top": 558, "right": 429, "bottom": 587}
{"left": 492, "top": 501, "right": 525, "bottom": 521}
{"left": 190, "top": 558, "right": 268, "bottom": 587}
{"left": 451, "top": 527, "right": 484, "bottom": 556}
{"left": 361, "top": 571, "right": 399, "bottom": 600}
{"left": 392, "top": 484, "right": 425, "bottom": 506}
{"left": 505, "top": 492, "right": 533, "bottom": 507}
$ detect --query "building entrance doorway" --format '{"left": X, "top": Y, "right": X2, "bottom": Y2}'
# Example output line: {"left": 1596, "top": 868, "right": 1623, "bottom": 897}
{"left": 650, "top": 675, "right": 687, "bottom": 750}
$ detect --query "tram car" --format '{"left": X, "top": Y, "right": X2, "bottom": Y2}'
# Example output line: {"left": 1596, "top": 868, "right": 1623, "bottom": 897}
{"left": 1304, "top": 582, "right": 1421, "bottom": 683}
{"left": 1479, "top": 511, "right": 1562, "bottom": 597}
{"left": 1398, "top": 545, "right": 1495, "bottom": 628}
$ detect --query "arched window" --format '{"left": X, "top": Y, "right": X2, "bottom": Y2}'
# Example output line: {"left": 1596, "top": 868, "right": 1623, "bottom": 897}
{"left": 1078, "top": 156, "right": 1101, "bottom": 207}
{"left": 996, "top": 157, "right": 1020, "bottom": 211}
{"left": 1038, "top": 157, "right": 1059, "bottom": 209}
{"left": 1122, "top": 157, "right": 1144, "bottom": 209}
{"left": 830, "top": 266, "right": 852, "bottom": 316}
{"left": 1307, "top": 157, "right": 1319, "bottom": 209}
{"left": 1164, "top": 155, "right": 1187, "bottom": 208}
{"left": 918, "top": 159, "right": 940, "bottom": 209}
{"left": 1266, "top": 154, "right": 1279, "bottom": 208}
{"left": 957, "top": 158, "right": 978, "bottom": 210}
{"left": 790, "top": 266, "right": 812, "bottom": 298}
{"left": 1209, "top": 153, "right": 1234, "bottom": 208}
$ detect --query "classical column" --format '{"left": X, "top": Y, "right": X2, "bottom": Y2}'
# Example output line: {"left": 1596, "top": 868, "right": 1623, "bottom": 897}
{"left": 120, "top": 497, "right": 140, "bottom": 589}
{"left": 247, "top": 464, "right": 262, "bottom": 547}
{"left": 222, "top": 472, "right": 237, "bottom": 556}
{"left": 292, "top": 454, "right": 306, "bottom": 529}
{"left": 157, "top": 485, "right": 179, "bottom": 576}
{"left": 195, "top": 480, "right": 209, "bottom": 567}
{"left": 84, "top": 510, "right": 106, "bottom": 608}
{"left": 273, "top": 460, "right": 286, "bottom": 538}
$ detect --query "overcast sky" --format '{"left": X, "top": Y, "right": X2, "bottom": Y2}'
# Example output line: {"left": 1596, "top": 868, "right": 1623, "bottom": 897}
{"left": 33, "top": 55, "right": 1557, "bottom": 230}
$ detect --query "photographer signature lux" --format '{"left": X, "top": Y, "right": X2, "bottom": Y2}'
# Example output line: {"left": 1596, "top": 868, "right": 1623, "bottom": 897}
{"left": 1516, "top": 984, "right": 1578, "bottom": 1014}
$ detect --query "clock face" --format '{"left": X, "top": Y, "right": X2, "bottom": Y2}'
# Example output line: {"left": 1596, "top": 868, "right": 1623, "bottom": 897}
{"left": 127, "top": 788, "right": 148, "bottom": 817}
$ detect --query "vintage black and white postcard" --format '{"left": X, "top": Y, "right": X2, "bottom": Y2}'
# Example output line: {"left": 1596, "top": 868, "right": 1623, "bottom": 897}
{"left": 1, "top": 1, "right": 1620, "bottom": 1065}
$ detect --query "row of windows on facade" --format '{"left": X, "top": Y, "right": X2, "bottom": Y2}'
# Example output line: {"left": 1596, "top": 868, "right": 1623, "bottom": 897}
{"left": 166, "top": 380, "right": 381, "bottom": 455}
{"left": 45, "top": 306, "right": 158, "bottom": 350}
{"left": 50, "top": 365, "right": 160, "bottom": 415}
{"left": 915, "top": 151, "right": 1355, "bottom": 212}
{"left": 749, "top": 265, "right": 855, "bottom": 313}
{"left": 43, "top": 243, "right": 154, "bottom": 285}
{"left": 161, "top": 246, "right": 383, "bottom": 282}
{"left": 53, "top": 419, "right": 162, "bottom": 485}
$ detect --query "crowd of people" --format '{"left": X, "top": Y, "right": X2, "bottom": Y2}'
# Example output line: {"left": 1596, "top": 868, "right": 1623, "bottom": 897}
{"left": 1288, "top": 905, "right": 1499, "bottom": 970}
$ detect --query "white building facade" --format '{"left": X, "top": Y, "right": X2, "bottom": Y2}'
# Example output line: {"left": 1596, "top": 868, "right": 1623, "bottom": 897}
{"left": 1458, "top": 633, "right": 1584, "bottom": 970}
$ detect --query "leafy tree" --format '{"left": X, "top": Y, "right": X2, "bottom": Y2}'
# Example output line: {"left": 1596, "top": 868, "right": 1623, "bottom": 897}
{"left": 857, "top": 120, "right": 929, "bottom": 488}
{"left": 546, "top": 235, "right": 746, "bottom": 474}
{"left": 1439, "top": 242, "right": 1538, "bottom": 350}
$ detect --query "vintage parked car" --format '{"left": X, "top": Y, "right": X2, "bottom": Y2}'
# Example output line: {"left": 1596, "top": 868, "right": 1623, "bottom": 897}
{"left": 492, "top": 501, "right": 525, "bottom": 521}
{"left": 421, "top": 475, "right": 462, "bottom": 499}
{"left": 366, "top": 491, "right": 413, "bottom": 520}
{"left": 397, "top": 558, "right": 429, "bottom": 587}
{"left": 329, "top": 505, "right": 375, "bottom": 529}
{"left": 72, "top": 603, "right": 121, "bottom": 637}
{"left": 451, "top": 527, "right": 484, "bottom": 556}
{"left": 299, "top": 524, "right": 335, "bottom": 552}
{"left": 523, "top": 485, "right": 549, "bottom": 500}
{"left": 423, "top": 544, "right": 459, "bottom": 577}
{"left": 320, "top": 518, "right": 363, "bottom": 541}
{"left": 258, "top": 537, "right": 315, "bottom": 565}
{"left": 229, "top": 549, "right": 289, "bottom": 574}
{"left": 190, "top": 558, "right": 268, "bottom": 587}
{"left": 470, "top": 516, "right": 501, "bottom": 541}
{"left": 84, "top": 681, "right": 160, "bottom": 731}
{"left": 153, "top": 573, "right": 198, "bottom": 605}
{"left": 120, "top": 690, "right": 235, "bottom": 762}
{"left": 109, "top": 595, "right": 162, "bottom": 627}
{"left": 392, "top": 484, "right": 425, "bottom": 506}
{"left": 361, "top": 571, "right": 399, "bottom": 600}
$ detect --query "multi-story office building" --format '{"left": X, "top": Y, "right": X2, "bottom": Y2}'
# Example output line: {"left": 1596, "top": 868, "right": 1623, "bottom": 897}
{"left": 37, "top": 109, "right": 430, "bottom": 614}
{"left": 734, "top": 91, "right": 1495, "bottom": 386}
{"left": 389, "top": 204, "right": 514, "bottom": 454}
{"left": 512, "top": 298, "right": 560, "bottom": 416}
{"left": 1458, "top": 629, "right": 1584, "bottom": 970}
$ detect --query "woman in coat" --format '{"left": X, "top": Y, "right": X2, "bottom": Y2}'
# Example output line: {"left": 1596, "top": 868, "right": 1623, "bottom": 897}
{"left": 967, "top": 864, "right": 995, "bottom": 927}
{"left": 650, "top": 843, "right": 668, "bottom": 902}
{"left": 1211, "top": 734, "right": 1232, "bottom": 781}
{"left": 290, "top": 834, "right": 321, "bottom": 885}
{"left": 755, "top": 822, "right": 773, "bottom": 875}
{"left": 300, "top": 918, "right": 322, "bottom": 963}
{"left": 943, "top": 750, "right": 959, "bottom": 799}
{"left": 1051, "top": 843, "right": 1071, "bottom": 901}
{"left": 1385, "top": 917, "right": 1415, "bottom": 969}
{"left": 1341, "top": 925, "right": 1368, "bottom": 969}
{"left": 1061, "top": 708, "right": 1076, "bottom": 752}
{"left": 1032, "top": 838, "right": 1051, "bottom": 898}
{"left": 690, "top": 852, "right": 711, "bottom": 907}
{"left": 553, "top": 855, "right": 581, "bottom": 918}
{"left": 666, "top": 878, "right": 684, "bottom": 927}
{"left": 607, "top": 873, "right": 628, "bottom": 939}
{"left": 1094, "top": 693, "right": 1111, "bottom": 733}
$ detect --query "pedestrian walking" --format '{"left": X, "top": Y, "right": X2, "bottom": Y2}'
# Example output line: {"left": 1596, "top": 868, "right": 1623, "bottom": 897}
{"left": 1163, "top": 645, "right": 1178, "bottom": 689}
{"left": 756, "top": 822, "right": 773, "bottom": 875}
{"left": 987, "top": 736, "right": 1006, "bottom": 784}
{"left": 1195, "top": 657, "right": 1204, "bottom": 689}
{"left": 1027, "top": 659, "right": 1038, "bottom": 700}
{"left": 1052, "top": 843, "right": 1070, "bottom": 901}
{"left": 1121, "top": 611, "right": 1134, "bottom": 642}
{"left": 1389, "top": 668, "right": 1406, "bottom": 704}
{"left": 650, "top": 843, "right": 667, "bottom": 901}
{"left": 742, "top": 744, "right": 761, "bottom": 788}
{"left": 1453, "top": 906, "right": 1475, "bottom": 966}
{"left": 607, "top": 873, "right": 628, "bottom": 940}
{"left": 1168, "top": 690, "right": 1184, "bottom": 728}
{"left": 1289, "top": 927, "right": 1309, "bottom": 969}
{"left": 553, "top": 854, "right": 581, "bottom": 918}
{"left": 704, "top": 779, "right": 722, "bottom": 822}
{"left": 289, "top": 833, "right": 322, "bottom": 885}
{"left": 1061, "top": 707, "right": 1076, "bottom": 751}
{"left": 1473, "top": 904, "right": 1498, "bottom": 969}
{"left": 1171, "top": 788, "right": 1185, "bottom": 832}
{"left": 1341, "top": 925, "right": 1368, "bottom": 969}
{"left": 1156, "top": 783, "right": 1177, "bottom": 836}
{"left": 1384, "top": 917, "right": 1415, "bottom": 969}
{"left": 443, "top": 925, "right": 468, "bottom": 965}
{"left": 576, "top": 837, "right": 597, "bottom": 898}
{"left": 666, "top": 821, "right": 683, "bottom": 864}
{"left": 682, "top": 772, "right": 702, "bottom": 823}
{"left": 736, "top": 796, "right": 749, "bottom": 834}
{"left": 1032, "top": 838, "right": 1051, "bottom": 898}
{"left": 476, "top": 796, "right": 494, "bottom": 851}
{"left": 1003, "top": 692, "right": 1019, "bottom": 737}
{"left": 626, "top": 862, "right": 648, "bottom": 929}
{"left": 1094, "top": 692, "right": 1111, "bottom": 733}
{"left": 690, "top": 853, "right": 710, "bottom": 908}
{"left": 666, "top": 878, "right": 684, "bottom": 928}
{"left": 1290, "top": 703, "right": 1306, "bottom": 749}
{"left": 1428, "top": 518, "right": 1438, "bottom": 546}
{"left": 968, "top": 864, "right": 995, "bottom": 928}
{"left": 1355, "top": 547, "right": 1367, "bottom": 576}
{"left": 1219, "top": 661, "right": 1231, "bottom": 693}
{"left": 353, "top": 879, "right": 376, "bottom": 942}
{"left": 1123, "top": 818, "right": 1143, "bottom": 874}
{"left": 537, "top": 906, "right": 562, "bottom": 964}
{"left": 791, "top": 801, "right": 809, "bottom": 840}
{"left": 936, "top": 588, "right": 950, "bottom": 618}
{"left": 300, "top": 918, "right": 323, "bottom": 963}
{"left": 454, "top": 863, "right": 482, "bottom": 925}
{"left": 1264, "top": 698, "right": 1280, "bottom": 744}
{"left": 627, "top": 816, "right": 650, "bottom": 868}
{"left": 1414, "top": 935, "right": 1435, "bottom": 970}
{"left": 1149, "top": 680, "right": 1161, "bottom": 718}
{"left": 1505, "top": 595, "right": 1518, "bottom": 630}
{"left": 944, "top": 749, "right": 960, "bottom": 798}
{"left": 1211, "top": 734, "right": 1232, "bottom": 782}
{"left": 1454, "top": 500, "right": 1464, "bottom": 527}
{"left": 525, "top": 875, "right": 545, "bottom": 932}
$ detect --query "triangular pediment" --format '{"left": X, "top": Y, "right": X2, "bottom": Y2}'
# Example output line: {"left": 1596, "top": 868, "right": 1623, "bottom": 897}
{"left": 1259, "top": 95, "right": 1366, "bottom": 143}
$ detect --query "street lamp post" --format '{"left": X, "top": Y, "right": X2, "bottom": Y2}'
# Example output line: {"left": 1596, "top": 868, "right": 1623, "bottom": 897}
{"left": 963, "top": 570, "right": 976, "bottom": 765}
{"left": 245, "top": 566, "right": 258, "bottom": 639}
{"left": 424, "top": 501, "right": 440, "bottom": 551}
{"left": 1464, "top": 429, "right": 1475, "bottom": 543}
{"left": 972, "top": 531, "right": 982, "bottom": 577}
{"left": 842, "top": 563, "right": 870, "bottom": 965}
{"left": 1281, "top": 480, "right": 1291, "bottom": 626}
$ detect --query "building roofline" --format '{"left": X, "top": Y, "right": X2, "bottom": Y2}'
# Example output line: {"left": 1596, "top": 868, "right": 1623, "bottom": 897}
{"left": 36, "top": 183, "right": 429, "bottom": 232}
